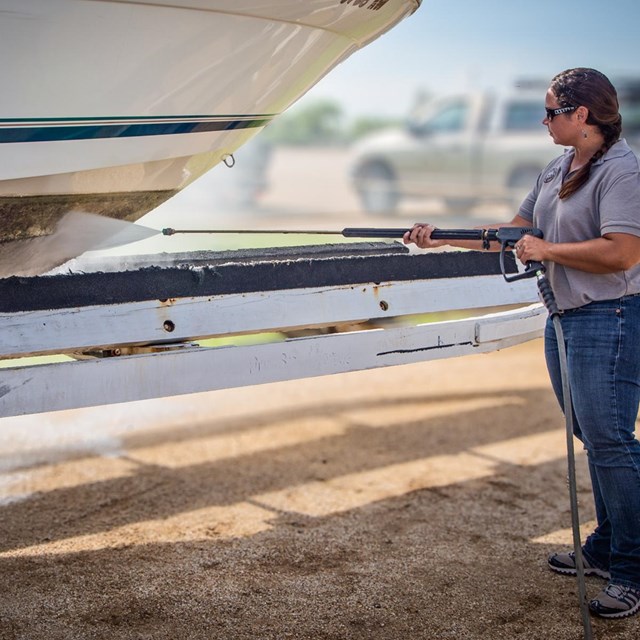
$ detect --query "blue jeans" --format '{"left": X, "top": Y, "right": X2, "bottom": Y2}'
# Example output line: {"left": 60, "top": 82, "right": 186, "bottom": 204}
{"left": 544, "top": 294, "right": 640, "bottom": 590}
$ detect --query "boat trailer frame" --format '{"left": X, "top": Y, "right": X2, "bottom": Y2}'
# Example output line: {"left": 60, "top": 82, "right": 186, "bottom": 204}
{"left": 0, "top": 242, "right": 545, "bottom": 418}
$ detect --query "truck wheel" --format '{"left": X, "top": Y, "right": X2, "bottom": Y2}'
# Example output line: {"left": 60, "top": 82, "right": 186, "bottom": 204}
{"left": 355, "top": 162, "right": 399, "bottom": 215}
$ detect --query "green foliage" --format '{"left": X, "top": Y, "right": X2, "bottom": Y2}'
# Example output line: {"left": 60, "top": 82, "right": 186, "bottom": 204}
{"left": 263, "top": 99, "right": 402, "bottom": 146}
{"left": 347, "top": 115, "right": 403, "bottom": 140}
{"left": 264, "top": 100, "right": 345, "bottom": 146}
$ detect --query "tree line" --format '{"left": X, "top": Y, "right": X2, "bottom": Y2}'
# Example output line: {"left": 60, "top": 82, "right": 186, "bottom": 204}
{"left": 262, "top": 99, "right": 401, "bottom": 146}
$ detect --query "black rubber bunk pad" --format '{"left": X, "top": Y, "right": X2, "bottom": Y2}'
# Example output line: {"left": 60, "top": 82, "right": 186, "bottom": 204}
{"left": 0, "top": 242, "right": 516, "bottom": 313}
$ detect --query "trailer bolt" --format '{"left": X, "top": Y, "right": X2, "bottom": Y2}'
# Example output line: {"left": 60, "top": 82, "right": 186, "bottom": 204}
{"left": 163, "top": 320, "right": 176, "bottom": 332}
{"left": 379, "top": 300, "right": 389, "bottom": 311}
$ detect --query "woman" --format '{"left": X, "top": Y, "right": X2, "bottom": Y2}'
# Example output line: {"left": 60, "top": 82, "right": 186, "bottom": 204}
{"left": 404, "top": 68, "right": 640, "bottom": 619}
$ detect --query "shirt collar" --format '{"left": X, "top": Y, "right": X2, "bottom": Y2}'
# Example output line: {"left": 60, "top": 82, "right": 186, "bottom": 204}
{"left": 593, "top": 138, "right": 631, "bottom": 165}
{"left": 560, "top": 139, "right": 631, "bottom": 174}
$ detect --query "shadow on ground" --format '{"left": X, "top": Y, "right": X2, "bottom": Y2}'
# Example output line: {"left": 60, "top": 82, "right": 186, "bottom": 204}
{"left": 0, "top": 351, "right": 638, "bottom": 639}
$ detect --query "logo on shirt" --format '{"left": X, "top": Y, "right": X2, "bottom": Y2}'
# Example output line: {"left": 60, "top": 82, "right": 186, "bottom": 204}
{"left": 543, "top": 167, "right": 560, "bottom": 183}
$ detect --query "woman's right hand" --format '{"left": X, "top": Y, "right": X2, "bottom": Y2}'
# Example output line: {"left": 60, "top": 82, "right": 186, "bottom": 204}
{"left": 403, "top": 223, "right": 445, "bottom": 249}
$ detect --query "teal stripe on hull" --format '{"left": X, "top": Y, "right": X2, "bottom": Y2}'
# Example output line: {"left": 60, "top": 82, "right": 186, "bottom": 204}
{"left": 0, "top": 115, "right": 275, "bottom": 143}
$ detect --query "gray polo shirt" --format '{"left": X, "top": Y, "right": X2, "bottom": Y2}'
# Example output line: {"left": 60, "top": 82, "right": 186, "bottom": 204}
{"left": 518, "top": 139, "right": 640, "bottom": 310}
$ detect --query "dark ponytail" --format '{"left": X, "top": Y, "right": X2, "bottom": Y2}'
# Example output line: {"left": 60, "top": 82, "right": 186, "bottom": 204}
{"left": 550, "top": 68, "right": 622, "bottom": 199}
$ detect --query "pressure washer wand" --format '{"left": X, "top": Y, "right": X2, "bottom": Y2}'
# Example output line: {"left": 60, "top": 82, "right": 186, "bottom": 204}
{"left": 161, "top": 226, "right": 483, "bottom": 238}
{"left": 162, "top": 226, "right": 535, "bottom": 247}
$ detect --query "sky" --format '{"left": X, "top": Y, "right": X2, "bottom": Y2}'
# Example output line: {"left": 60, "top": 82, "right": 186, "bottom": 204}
{"left": 301, "top": 0, "right": 640, "bottom": 119}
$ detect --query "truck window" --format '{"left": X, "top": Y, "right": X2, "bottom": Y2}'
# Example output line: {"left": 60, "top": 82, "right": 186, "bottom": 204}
{"left": 426, "top": 102, "right": 468, "bottom": 133}
{"left": 504, "top": 102, "right": 542, "bottom": 131}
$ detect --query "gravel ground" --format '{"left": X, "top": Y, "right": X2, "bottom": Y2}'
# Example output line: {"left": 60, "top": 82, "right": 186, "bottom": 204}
{"left": 1, "top": 340, "right": 639, "bottom": 640}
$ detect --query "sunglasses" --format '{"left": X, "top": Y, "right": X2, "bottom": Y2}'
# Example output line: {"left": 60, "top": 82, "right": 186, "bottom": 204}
{"left": 545, "top": 105, "right": 577, "bottom": 120}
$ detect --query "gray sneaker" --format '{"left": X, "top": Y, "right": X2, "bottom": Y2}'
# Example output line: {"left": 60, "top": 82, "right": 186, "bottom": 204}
{"left": 589, "top": 583, "right": 640, "bottom": 618}
{"left": 547, "top": 551, "right": 610, "bottom": 579}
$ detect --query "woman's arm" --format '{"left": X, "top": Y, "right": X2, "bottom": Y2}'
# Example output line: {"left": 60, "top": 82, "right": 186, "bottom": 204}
{"left": 518, "top": 232, "right": 640, "bottom": 274}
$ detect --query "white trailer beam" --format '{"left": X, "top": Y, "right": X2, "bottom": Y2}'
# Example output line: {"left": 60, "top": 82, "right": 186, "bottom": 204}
{"left": 0, "top": 275, "right": 538, "bottom": 358}
{"left": 0, "top": 304, "right": 546, "bottom": 418}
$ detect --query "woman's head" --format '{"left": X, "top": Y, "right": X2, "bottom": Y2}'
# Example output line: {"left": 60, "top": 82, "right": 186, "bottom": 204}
{"left": 550, "top": 68, "right": 621, "bottom": 138}
{"left": 548, "top": 68, "right": 622, "bottom": 198}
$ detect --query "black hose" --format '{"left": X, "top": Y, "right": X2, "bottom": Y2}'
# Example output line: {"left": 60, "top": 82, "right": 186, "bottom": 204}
{"left": 537, "top": 271, "right": 593, "bottom": 639}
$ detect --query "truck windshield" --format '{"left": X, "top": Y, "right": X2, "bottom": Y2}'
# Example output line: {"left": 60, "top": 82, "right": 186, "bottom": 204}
{"left": 504, "top": 101, "right": 542, "bottom": 131}
{"left": 426, "top": 101, "right": 468, "bottom": 133}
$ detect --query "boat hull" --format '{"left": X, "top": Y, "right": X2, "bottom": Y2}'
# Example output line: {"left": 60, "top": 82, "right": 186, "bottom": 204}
{"left": 0, "top": 0, "right": 419, "bottom": 244}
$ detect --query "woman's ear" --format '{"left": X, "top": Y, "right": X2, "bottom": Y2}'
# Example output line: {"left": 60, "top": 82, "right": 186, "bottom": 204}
{"left": 575, "top": 105, "right": 589, "bottom": 122}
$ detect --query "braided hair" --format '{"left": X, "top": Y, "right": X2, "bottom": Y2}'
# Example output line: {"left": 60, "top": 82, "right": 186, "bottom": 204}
{"left": 550, "top": 68, "right": 622, "bottom": 199}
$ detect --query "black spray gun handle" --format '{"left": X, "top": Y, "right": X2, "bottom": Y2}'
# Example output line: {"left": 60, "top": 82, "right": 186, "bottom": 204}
{"left": 486, "top": 227, "right": 560, "bottom": 317}
{"left": 489, "top": 227, "right": 544, "bottom": 283}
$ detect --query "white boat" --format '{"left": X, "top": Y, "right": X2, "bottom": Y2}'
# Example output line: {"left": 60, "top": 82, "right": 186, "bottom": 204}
{"left": 0, "top": 0, "right": 549, "bottom": 420}
{"left": 0, "top": 0, "right": 420, "bottom": 252}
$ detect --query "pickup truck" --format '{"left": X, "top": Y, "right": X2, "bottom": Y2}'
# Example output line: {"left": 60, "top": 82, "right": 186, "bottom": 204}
{"left": 349, "top": 87, "right": 640, "bottom": 215}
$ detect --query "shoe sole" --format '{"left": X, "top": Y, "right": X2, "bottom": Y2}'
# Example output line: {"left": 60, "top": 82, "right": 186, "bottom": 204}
{"left": 589, "top": 598, "right": 640, "bottom": 619}
{"left": 548, "top": 562, "right": 610, "bottom": 580}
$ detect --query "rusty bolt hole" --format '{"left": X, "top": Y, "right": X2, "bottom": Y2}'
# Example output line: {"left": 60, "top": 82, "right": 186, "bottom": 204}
{"left": 163, "top": 320, "right": 176, "bottom": 332}
{"left": 379, "top": 300, "right": 389, "bottom": 311}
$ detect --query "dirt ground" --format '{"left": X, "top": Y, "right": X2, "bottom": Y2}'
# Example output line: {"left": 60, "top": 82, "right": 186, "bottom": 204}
{"left": 1, "top": 339, "right": 639, "bottom": 640}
